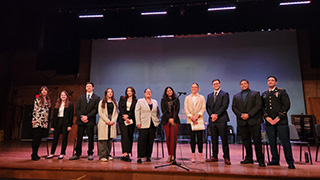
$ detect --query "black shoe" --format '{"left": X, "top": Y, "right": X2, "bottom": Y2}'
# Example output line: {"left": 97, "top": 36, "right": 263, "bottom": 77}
{"left": 267, "top": 161, "right": 280, "bottom": 166}
{"left": 121, "top": 156, "right": 126, "bottom": 161}
{"left": 259, "top": 162, "right": 266, "bottom": 167}
{"left": 137, "top": 158, "right": 142, "bottom": 163}
{"left": 126, "top": 155, "right": 131, "bottom": 162}
{"left": 69, "top": 155, "right": 80, "bottom": 160}
{"left": 240, "top": 159, "right": 254, "bottom": 164}
{"left": 288, "top": 164, "right": 296, "bottom": 169}
{"left": 31, "top": 154, "right": 40, "bottom": 161}
{"left": 146, "top": 157, "right": 151, "bottom": 162}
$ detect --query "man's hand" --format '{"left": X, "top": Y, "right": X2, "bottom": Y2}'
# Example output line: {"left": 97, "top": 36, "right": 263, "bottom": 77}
{"left": 81, "top": 115, "right": 88, "bottom": 123}
{"left": 211, "top": 114, "right": 218, "bottom": 122}
{"left": 265, "top": 117, "right": 273, "bottom": 124}
{"left": 241, "top": 113, "right": 249, "bottom": 120}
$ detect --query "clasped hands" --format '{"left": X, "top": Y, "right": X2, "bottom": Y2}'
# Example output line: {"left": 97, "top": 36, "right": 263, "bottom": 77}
{"left": 191, "top": 115, "right": 200, "bottom": 125}
{"left": 266, "top": 117, "right": 280, "bottom": 125}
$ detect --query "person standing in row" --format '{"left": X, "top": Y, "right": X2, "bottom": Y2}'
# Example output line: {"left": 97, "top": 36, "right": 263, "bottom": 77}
{"left": 135, "top": 88, "right": 160, "bottom": 163}
{"left": 98, "top": 88, "right": 118, "bottom": 162}
{"left": 118, "top": 87, "right": 137, "bottom": 162}
{"left": 70, "top": 82, "right": 100, "bottom": 161}
{"left": 232, "top": 79, "right": 265, "bottom": 167}
{"left": 46, "top": 90, "right": 74, "bottom": 160}
{"left": 31, "top": 86, "right": 51, "bottom": 160}
{"left": 262, "top": 76, "right": 295, "bottom": 169}
{"left": 184, "top": 83, "right": 206, "bottom": 163}
{"left": 161, "top": 87, "right": 180, "bottom": 163}
{"left": 206, "top": 79, "right": 231, "bottom": 165}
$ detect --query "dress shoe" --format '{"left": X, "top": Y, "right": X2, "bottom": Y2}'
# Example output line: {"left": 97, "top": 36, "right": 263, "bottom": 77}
{"left": 224, "top": 158, "right": 231, "bottom": 165}
{"left": 69, "top": 155, "right": 80, "bottom": 160}
{"left": 240, "top": 159, "right": 253, "bottom": 164}
{"left": 137, "top": 158, "right": 142, "bottom": 163}
{"left": 191, "top": 158, "right": 196, "bottom": 163}
{"left": 58, "top": 155, "right": 64, "bottom": 159}
{"left": 45, "top": 155, "right": 53, "bottom": 159}
{"left": 125, "top": 155, "right": 131, "bottom": 162}
{"left": 288, "top": 164, "right": 296, "bottom": 169}
{"left": 146, "top": 157, "right": 151, "bottom": 162}
{"left": 267, "top": 161, "right": 280, "bottom": 166}
{"left": 108, "top": 156, "right": 113, "bottom": 161}
{"left": 100, "top": 158, "right": 108, "bottom": 162}
{"left": 31, "top": 154, "right": 40, "bottom": 161}
{"left": 88, "top": 155, "right": 94, "bottom": 160}
{"left": 259, "top": 162, "right": 266, "bottom": 167}
{"left": 206, "top": 157, "right": 218, "bottom": 162}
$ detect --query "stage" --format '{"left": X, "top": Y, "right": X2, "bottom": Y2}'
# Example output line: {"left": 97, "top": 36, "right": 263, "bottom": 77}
{"left": 0, "top": 140, "right": 319, "bottom": 180}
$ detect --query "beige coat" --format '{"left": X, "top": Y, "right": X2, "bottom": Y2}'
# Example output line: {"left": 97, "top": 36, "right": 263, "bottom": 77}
{"left": 98, "top": 100, "right": 118, "bottom": 140}
{"left": 135, "top": 98, "right": 160, "bottom": 129}
{"left": 184, "top": 93, "right": 206, "bottom": 129}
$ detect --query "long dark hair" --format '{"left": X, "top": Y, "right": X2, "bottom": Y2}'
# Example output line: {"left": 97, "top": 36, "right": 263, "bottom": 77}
{"left": 39, "top": 86, "right": 51, "bottom": 108}
{"left": 124, "top": 86, "right": 136, "bottom": 100}
{"left": 55, "top": 90, "right": 70, "bottom": 109}
{"left": 101, "top": 88, "right": 118, "bottom": 109}
{"left": 162, "top": 86, "right": 177, "bottom": 100}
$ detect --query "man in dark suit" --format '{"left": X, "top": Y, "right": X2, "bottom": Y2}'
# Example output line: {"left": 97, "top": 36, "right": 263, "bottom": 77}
{"left": 262, "top": 76, "right": 295, "bottom": 169}
{"left": 69, "top": 82, "right": 100, "bottom": 160}
{"left": 232, "top": 79, "right": 265, "bottom": 167}
{"left": 205, "top": 79, "right": 231, "bottom": 165}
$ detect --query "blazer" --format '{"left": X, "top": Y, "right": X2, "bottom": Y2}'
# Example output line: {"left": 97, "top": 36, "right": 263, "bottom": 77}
{"left": 135, "top": 98, "right": 160, "bottom": 129}
{"left": 98, "top": 101, "right": 118, "bottom": 140}
{"left": 117, "top": 96, "right": 137, "bottom": 125}
{"left": 206, "top": 90, "right": 230, "bottom": 124}
{"left": 51, "top": 101, "right": 74, "bottom": 129}
{"left": 75, "top": 93, "right": 100, "bottom": 126}
{"left": 232, "top": 89, "right": 263, "bottom": 126}
{"left": 161, "top": 98, "right": 180, "bottom": 125}
{"left": 184, "top": 93, "right": 206, "bottom": 125}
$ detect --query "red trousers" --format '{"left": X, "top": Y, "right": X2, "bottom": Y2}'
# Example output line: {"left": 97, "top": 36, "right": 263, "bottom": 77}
{"left": 163, "top": 122, "right": 179, "bottom": 156}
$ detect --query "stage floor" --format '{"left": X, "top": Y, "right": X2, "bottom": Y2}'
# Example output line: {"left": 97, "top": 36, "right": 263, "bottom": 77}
{"left": 0, "top": 140, "right": 319, "bottom": 180}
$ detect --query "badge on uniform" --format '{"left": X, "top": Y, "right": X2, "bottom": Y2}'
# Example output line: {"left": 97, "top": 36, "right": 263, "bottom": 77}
{"left": 274, "top": 92, "right": 279, "bottom": 98}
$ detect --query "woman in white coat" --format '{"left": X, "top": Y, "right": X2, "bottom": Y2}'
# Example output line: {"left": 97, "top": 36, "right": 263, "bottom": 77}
{"left": 98, "top": 88, "right": 118, "bottom": 162}
{"left": 135, "top": 88, "right": 160, "bottom": 163}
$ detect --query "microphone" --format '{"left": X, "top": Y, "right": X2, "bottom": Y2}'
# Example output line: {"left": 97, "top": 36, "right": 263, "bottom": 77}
{"left": 178, "top": 92, "right": 187, "bottom": 95}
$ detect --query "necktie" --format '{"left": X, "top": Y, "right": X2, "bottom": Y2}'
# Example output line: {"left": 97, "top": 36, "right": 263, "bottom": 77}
{"left": 213, "top": 92, "right": 217, "bottom": 103}
{"left": 87, "top": 94, "right": 90, "bottom": 103}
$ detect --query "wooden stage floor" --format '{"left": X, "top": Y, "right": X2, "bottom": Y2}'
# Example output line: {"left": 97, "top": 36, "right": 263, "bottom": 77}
{"left": 0, "top": 140, "right": 319, "bottom": 180}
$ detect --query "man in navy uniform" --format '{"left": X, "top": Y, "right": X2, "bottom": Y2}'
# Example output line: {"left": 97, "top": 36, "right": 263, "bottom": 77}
{"left": 261, "top": 76, "right": 295, "bottom": 169}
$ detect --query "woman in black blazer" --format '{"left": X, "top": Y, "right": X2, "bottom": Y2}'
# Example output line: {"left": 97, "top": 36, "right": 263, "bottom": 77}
{"left": 118, "top": 87, "right": 137, "bottom": 162}
{"left": 161, "top": 87, "right": 180, "bottom": 163}
{"left": 46, "top": 90, "right": 74, "bottom": 159}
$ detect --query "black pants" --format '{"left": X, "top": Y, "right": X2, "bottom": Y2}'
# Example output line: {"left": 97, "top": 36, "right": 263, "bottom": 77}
{"left": 75, "top": 124, "right": 94, "bottom": 156}
{"left": 50, "top": 118, "right": 69, "bottom": 155}
{"left": 119, "top": 123, "right": 135, "bottom": 154}
{"left": 238, "top": 124, "right": 264, "bottom": 163}
{"left": 210, "top": 122, "right": 230, "bottom": 159}
{"left": 189, "top": 125, "right": 204, "bottom": 153}
{"left": 138, "top": 122, "right": 156, "bottom": 158}
{"left": 32, "top": 127, "right": 48, "bottom": 157}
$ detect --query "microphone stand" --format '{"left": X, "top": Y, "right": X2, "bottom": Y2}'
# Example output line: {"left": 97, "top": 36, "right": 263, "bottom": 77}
{"left": 155, "top": 93, "right": 189, "bottom": 171}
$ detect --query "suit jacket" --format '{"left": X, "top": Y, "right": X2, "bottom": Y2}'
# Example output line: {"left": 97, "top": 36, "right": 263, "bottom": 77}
{"left": 75, "top": 93, "right": 100, "bottom": 126}
{"left": 98, "top": 100, "right": 118, "bottom": 140}
{"left": 184, "top": 93, "right": 206, "bottom": 125}
{"left": 51, "top": 101, "right": 74, "bottom": 129}
{"left": 232, "top": 89, "right": 263, "bottom": 126}
{"left": 206, "top": 90, "right": 230, "bottom": 124}
{"left": 135, "top": 98, "right": 160, "bottom": 129}
{"left": 117, "top": 96, "right": 137, "bottom": 125}
{"left": 161, "top": 98, "right": 180, "bottom": 125}
{"left": 261, "top": 87, "right": 290, "bottom": 126}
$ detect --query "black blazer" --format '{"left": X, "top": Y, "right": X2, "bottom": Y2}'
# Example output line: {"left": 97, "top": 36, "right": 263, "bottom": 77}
{"left": 51, "top": 101, "right": 74, "bottom": 129}
{"left": 206, "top": 90, "right": 230, "bottom": 124}
{"left": 232, "top": 89, "right": 263, "bottom": 126}
{"left": 117, "top": 96, "right": 137, "bottom": 124}
{"left": 160, "top": 98, "right": 180, "bottom": 125}
{"left": 75, "top": 93, "right": 100, "bottom": 126}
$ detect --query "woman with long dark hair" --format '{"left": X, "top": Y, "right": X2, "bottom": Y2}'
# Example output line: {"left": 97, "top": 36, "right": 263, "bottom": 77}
{"left": 118, "top": 87, "right": 137, "bottom": 162}
{"left": 98, "top": 88, "right": 118, "bottom": 162}
{"left": 161, "top": 87, "right": 180, "bottom": 163}
{"left": 46, "top": 90, "right": 74, "bottom": 159}
{"left": 31, "top": 86, "right": 51, "bottom": 160}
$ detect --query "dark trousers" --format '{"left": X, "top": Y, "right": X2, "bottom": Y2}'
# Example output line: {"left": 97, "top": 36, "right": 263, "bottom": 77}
{"left": 189, "top": 125, "right": 203, "bottom": 153}
{"left": 50, "top": 118, "right": 69, "bottom": 155}
{"left": 75, "top": 124, "right": 94, "bottom": 156}
{"left": 32, "top": 127, "right": 47, "bottom": 157}
{"left": 119, "top": 123, "right": 135, "bottom": 154}
{"left": 266, "top": 124, "right": 294, "bottom": 165}
{"left": 163, "top": 123, "right": 179, "bottom": 156}
{"left": 138, "top": 122, "right": 156, "bottom": 158}
{"left": 238, "top": 124, "right": 264, "bottom": 163}
{"left": 210, "top": 122, "right": 230, "bottom": 159}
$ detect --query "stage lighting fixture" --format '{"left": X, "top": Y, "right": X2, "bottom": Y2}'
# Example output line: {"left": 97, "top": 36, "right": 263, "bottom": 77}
{"left": 279, "top": 1, "right": 311, "bottom": 6}
{"left": 208, "top": 6, "right": 236, "bottom": 11}
{"left": 78, "top": 14, "right": 104, "bottom": 18}
{"left": 107, "top": 37, "right": 127, "bottom": 41}
{"left": 141, "top": 11, "right": 167, "bottom": 16}
{"left": 155, "top": 35, "right": 174, "bottom": 38}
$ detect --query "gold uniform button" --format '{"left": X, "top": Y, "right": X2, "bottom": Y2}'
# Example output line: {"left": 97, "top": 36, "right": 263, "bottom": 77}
{"left": 270, "top": 107, "right": 272, "bottom": 109}
{"left": 269, "top": 103, "right": 272, "bottom": 105}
